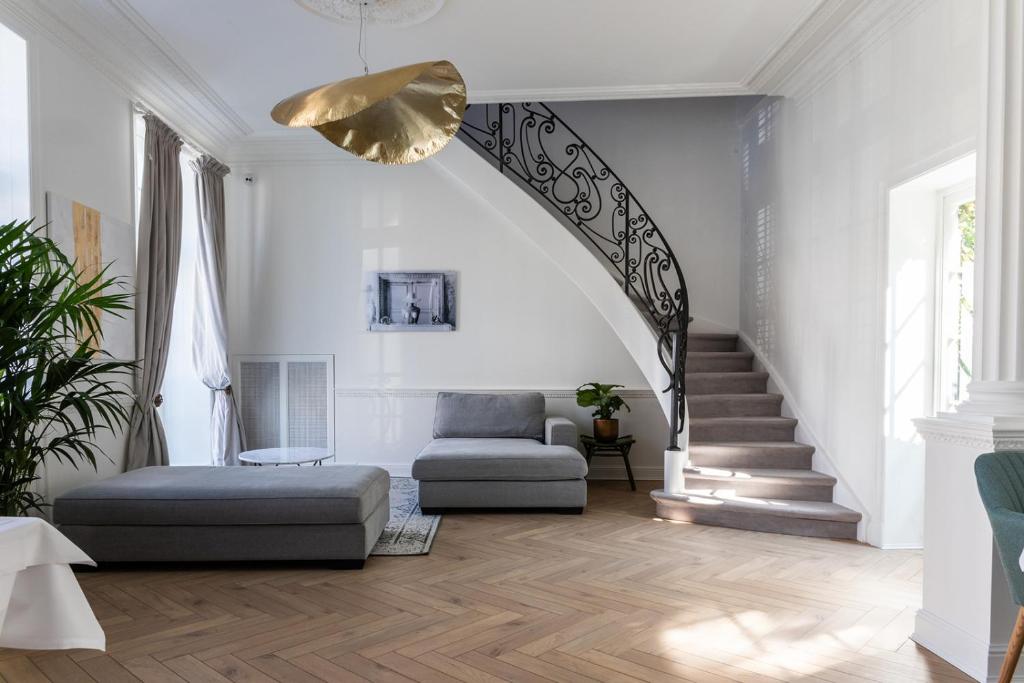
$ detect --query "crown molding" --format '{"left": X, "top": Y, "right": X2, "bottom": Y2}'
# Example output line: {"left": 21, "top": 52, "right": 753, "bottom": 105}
{"left": 468, "top": 81, "right": 753, "bottom": 104}
{"left": 760, "top": 0, "right": 935, "bottom": 102}
{"left": 2, "top": 0, "right": 925, "bottom": 163}
{"left": 745, "top": 0, "right": 866, "bottom": 93}
{"left": 225, "top": 132, "right": 368, "bottom": 167}
{"left": 0, "top": 0, "right": 250, "bottom": 158}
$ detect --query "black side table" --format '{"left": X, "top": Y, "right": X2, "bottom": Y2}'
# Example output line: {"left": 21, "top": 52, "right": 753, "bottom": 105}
{"left": 580, "top": 434, "right": 637, "bottom": 491}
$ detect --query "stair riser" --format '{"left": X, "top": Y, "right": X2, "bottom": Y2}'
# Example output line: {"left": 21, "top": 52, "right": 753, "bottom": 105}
{"left": 688, "top": 337, "right": 737, "bottom": 352}
{"left": 685, "top": 356, "right": 753, "bottom": 373}
{"left": 653, "top": 501, "right": 857, "bottom": 540}
{"left": 689, "top": 449, "right": 813, "bottom": 470}
{"left": 690, "top": 422, "right": 796, "bottom": 442}
{"left": 687, "top": 374, "right": 767, "bottom": 394}
{"left": 688, "top": 396, "right": 782, "bottom": 418}
{"left": 682, "top": 476, "right": 834, "bottom": 502}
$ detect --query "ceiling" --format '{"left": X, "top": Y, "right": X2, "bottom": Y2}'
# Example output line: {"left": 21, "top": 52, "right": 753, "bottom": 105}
{"left": 123, "top": 0, "right": 827, "bottom": 137}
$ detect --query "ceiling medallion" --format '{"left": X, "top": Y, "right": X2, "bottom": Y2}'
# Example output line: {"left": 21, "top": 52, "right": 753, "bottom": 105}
{"left": 295, "top": 0, "right": 445, "bottom": 27}
{"left": 271, "top": 60, "right": 466, "bottom": 165}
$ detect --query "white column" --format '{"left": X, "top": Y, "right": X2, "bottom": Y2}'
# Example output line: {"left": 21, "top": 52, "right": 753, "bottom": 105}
{"left": 961, "top": 0, "right": 1024, "bottom": 417}
{"left": 915, "top": 3, "right": 1024, "bottom": 681}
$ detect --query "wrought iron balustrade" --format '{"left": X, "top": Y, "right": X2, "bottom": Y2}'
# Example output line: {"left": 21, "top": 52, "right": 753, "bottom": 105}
{"left": 456, "top": 102, "right": 690, "bottom": 447}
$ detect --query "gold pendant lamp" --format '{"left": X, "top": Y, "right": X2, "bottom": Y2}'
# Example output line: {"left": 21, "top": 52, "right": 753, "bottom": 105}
{"left": 271, "top": 1, "right": 466, "bottom": 165}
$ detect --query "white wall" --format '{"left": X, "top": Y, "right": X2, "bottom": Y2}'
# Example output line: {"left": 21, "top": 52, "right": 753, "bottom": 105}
{"left": 738, "top": 0, "right": 980, "bottom": 545}
{"left": 0, "top": 8, "right": 137, "bottom": 502}
{"left": 550, "top": 98, "right": 750, "bottom": 331}
{"left": 224, "top": 153, "right": 670, "bottom": 477}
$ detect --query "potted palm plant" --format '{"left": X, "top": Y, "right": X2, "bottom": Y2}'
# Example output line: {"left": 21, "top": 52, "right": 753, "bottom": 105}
{"left": 1, "top": 220, "right": 135, "bottom": 516}
{"left": 576, "top": 382, "right": 630, "bottom": 442}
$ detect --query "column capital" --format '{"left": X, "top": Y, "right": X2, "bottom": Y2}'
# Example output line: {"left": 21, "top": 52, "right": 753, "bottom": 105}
{"left": 916, "top": 412, "right": 1024, "bottom": 452}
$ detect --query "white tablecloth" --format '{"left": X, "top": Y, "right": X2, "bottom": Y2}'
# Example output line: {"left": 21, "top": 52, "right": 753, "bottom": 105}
{"left": 0, "top": 517, "right": 105, "bottom": 651}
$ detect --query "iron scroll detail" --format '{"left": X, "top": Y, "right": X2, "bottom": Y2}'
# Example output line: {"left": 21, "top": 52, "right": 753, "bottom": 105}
{"left": 457, "top": 102, "right": 690, "bottom": 447}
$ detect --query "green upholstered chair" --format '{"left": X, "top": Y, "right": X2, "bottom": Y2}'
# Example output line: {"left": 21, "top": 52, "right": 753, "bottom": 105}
{"left": 976, "top": 451, "right": 1024, "bottom": 683}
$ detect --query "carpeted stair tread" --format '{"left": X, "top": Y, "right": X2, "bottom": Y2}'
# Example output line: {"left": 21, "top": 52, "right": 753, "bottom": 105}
{"left": 688, "top": 332, "right": 739, "bottom": 341}
{"left": 688, "top": 393, "right": 783, "bottom": 417}
{"left": 689, "top": 441, "right": 815, "bottom": 469}
{"left": 650, "top": 489, "right": 860, "bottom": 539}
{"left": 683, "top": 466, "right": 836, "bottom": 501}
{"left": 689, "top": 416, "right": 797, "bottom": 442}
{"left": 690, "top": 416, "right": 798, "bottom": 427}
{"left": 685, "top": 351, "right": 754, "bottom": 372}
{"left": 685, "top": 467, "right": 836, "bottom": 484}
{"left": 686, "top": 371, "right": 768, "bottom": 394}
{"left": 688, "top": 333, "right": 738, "bottom": 352}
{"left": 652, "top": 491, "right": 861, "bottom": 522}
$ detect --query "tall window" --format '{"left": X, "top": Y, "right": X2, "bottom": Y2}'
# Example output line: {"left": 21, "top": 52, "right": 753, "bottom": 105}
{"left": 132, "top": 113, "right": 211, "bottom": 464}
{"left": 0, "top": 22, "right": 29, "bottom": 224}
{"left": 936, "top": 184, "right": 975, "bottom": 411}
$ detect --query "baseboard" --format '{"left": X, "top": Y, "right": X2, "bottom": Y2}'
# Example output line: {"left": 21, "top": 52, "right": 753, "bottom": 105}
{"left": 913, "top": 609, "right": 1022, "bottom": 682}
{"left": 878, "top": 542, "right": 924, "bottom": 550}
{"left": 587, "top": 465, "right": 661, "bottom": 481}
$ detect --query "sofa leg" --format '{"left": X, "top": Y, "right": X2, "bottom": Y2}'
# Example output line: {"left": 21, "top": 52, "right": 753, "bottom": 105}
{"left": 557, "top": 507, "right": 584, "bottom": 515}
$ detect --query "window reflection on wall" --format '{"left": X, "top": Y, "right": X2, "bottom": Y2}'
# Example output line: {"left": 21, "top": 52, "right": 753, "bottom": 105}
{"left": 0, "top": 21, "right": 29, "bottom": 224}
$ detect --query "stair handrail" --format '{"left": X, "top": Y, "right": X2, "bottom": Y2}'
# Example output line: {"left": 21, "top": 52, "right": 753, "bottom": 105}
{"left": 457, "top": 102, "right": 690, "bottom": 448}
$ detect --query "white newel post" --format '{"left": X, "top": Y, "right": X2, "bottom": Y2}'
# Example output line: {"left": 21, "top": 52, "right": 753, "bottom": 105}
{"left": 913, "top": 3, "right": 1024, "bottom": 681}
{"left": 664, "top": 398, "right": 690, "bottom": 494}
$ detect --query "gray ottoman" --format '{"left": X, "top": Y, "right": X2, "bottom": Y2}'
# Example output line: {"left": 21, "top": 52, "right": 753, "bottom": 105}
{"left": 53, "top": 465, "right": 390, "bottom": 569}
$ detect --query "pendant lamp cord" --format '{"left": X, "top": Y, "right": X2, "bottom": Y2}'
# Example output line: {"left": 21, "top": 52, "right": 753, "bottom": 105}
{"left": 358, "top": 1, "right": 369, "bottom": 75}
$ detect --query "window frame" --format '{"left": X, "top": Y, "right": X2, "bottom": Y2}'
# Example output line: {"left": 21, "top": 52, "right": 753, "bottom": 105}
{"left": 933, "top": 180, "right": 975, "bottom": 413}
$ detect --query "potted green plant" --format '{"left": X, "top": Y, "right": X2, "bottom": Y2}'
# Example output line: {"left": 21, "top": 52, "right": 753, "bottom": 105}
{"left": 1, "top": 220, "right": 135, "bottom": 516}
{"left": 576, "top": 382, "right": 630, "bottom": 442}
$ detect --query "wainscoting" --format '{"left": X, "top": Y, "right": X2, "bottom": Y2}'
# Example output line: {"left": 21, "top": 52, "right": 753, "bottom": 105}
{"left": 333, "top": 387, "right": 668, "bottom": 481}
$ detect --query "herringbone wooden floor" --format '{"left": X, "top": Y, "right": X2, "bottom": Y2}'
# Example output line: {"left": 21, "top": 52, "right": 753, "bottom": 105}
{"left": 1, "top": 482, "right": 970, "bottom": 682}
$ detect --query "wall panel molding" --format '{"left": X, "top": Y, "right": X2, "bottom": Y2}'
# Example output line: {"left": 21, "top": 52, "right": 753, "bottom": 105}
{"left": 336, "top": 387, "right": 658, "bottom": 400}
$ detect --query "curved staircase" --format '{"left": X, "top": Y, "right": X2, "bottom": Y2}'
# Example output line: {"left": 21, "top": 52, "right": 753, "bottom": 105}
{"left": 651, "top": 332, "right": 862, "bottom": 539}
{"left": 450, "top": 102, "right": 861, "bottom": 540}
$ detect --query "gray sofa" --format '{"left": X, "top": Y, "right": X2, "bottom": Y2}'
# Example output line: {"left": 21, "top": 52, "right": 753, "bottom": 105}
{"left": 53, "top": 465, "right": 390, "bottom": 569}
{"left": 412, "top": 392, "right": 588, "bottom": 512}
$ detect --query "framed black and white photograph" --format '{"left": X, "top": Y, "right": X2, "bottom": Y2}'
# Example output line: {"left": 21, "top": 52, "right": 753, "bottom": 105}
{"left": 363, "top": 271, "right": 457, "bottom": 332}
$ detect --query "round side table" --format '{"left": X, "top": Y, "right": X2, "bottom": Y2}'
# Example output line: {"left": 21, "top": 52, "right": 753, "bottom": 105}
{"left": 239, "top": 447, "right": 334, "bottom": 466}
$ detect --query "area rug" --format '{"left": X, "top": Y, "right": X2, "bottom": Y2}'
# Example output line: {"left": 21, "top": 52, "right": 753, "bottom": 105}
{"left": 371, "top": 477, "right": 440, "bottom": 555}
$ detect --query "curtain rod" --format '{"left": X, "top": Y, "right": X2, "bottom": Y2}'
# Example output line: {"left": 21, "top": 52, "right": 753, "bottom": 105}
{"left": 131, "top": 102, "right": 219, "bottom": 161}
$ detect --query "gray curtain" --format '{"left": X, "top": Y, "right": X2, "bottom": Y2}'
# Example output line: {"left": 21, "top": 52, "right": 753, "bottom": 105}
{"left": 190, "top": 155, "right": 245, "bottom": 465}
{"left": 126, "top": 115, "right": 183, "bottom": 470}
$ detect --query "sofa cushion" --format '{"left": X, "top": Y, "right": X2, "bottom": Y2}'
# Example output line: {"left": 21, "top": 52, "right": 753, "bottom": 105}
{"left": 412, "top": 438, "right": 587, "bottom": 481}
{"left": 53, "top": 465, "right": 390, "bottom": 527}
{"left": 433, "top": 392, "right": 545, "bottom": 440}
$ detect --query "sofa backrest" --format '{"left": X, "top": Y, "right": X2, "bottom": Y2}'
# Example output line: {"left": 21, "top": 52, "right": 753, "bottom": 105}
{"left": 433, "top": 392, "right": 545, "bottom": 440}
